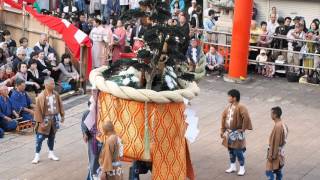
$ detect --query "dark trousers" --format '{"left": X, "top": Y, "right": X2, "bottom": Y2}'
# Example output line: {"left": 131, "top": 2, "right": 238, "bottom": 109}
{"left": 0, "top": 128, "right": 4, "bottom": 138}
{"left": 0, "top": 119, "right": 17, "bottom": 131}
{"left": 35, "top": 128, "right": 55, "bottom": 153}
{"left": 205, "top": 65, "right": 224, "bottom": 75}
{"left": 266, "top": 168, "right": 283, "bottom": 180}
{"left": 228, "top": 148, "right": 245, "bottom": 166}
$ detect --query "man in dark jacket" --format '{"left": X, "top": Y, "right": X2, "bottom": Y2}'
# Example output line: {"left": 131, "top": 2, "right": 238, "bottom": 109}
{"left": 12, "top": 48, "right": 26, "bottom": 73}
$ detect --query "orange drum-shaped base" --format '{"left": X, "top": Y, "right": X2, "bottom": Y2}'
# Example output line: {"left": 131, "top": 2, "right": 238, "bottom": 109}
{"left": 97, "top": 92, "right": 194, "bottom": 180}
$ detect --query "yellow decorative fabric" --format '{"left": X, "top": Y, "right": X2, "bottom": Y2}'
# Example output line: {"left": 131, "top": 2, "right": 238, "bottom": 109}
{"left": 97, "top": 92, "right": 192, "bottom": 180}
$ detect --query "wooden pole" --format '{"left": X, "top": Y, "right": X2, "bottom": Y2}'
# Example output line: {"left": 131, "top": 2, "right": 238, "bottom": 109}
{"left": 227, "top": 0, "right": 253, "bottom": 79}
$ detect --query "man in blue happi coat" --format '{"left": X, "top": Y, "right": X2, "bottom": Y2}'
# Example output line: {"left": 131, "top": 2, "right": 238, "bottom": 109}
{"left": 9, "top": 78, "right": 34, "bottom": 122}
{"left": 0, "top": 85, "right": 18, "bottom": 133}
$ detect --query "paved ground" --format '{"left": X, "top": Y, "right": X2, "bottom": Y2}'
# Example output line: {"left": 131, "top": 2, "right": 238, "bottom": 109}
{"left": 0, "top": 76, "right": 320, "bottom": 180}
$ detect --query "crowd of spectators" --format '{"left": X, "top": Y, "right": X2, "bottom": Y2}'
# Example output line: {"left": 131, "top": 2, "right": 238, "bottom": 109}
{"left": 0, "top": 30, "right": 80, "bottom": 137}
{"left": 248, "top": 7, "right": 320, "bottom": 81}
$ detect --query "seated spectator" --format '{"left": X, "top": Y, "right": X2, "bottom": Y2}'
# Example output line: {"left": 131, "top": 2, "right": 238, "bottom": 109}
{"left": 0, "top": 30, "right": 17, "bottom": 57}
{"left": 186, "top": 39, "right": 201, "bottom": 72}
{"left": 0, "top": 67, "right": 12, "bottom": 86}
{"left": 33, "top": 34, "right": 56, "bottom": 57}
{"left": 15, "top": 62, "right": 41, "bottom": 94}
{"left": 3, "top": 64, "right": 15, "bottom": 86}
{"left": 56, "top": 53, "right": 80, "bottom": 91}
{"left": 9, "top": 78, "right": 34, "bottom": 122}
{"left": 205, "top": 46, "right": 224, "bottom": 76}
{"left": 12, "top": 48, "right": 27, "bottom": 73}
{"left": 28, "top": 59, "right": 45, "bottom": 89}
{"left": 36, "top": 50, "right": 52, "bottom": 76}
{"left": 0, "top": 48, "right": 7, "bottom": 66}
{"left": 18, "top": 37, "right": 34, "bottom": 63}
{"left": 0, "top": 85, "right": 18, "bottom": 132}
{"left": 256, "top": 49, "right": 268, "bottom": 75}
{"left": 258, "top": 21, "right": 272, "bottom": 48}
{"left": 0, "top": 42, "right": 13, "bottom": 62}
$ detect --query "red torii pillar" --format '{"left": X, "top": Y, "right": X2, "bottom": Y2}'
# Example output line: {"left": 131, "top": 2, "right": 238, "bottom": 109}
{"left": 227, "top": 0, "right": 253, "bottom": 80}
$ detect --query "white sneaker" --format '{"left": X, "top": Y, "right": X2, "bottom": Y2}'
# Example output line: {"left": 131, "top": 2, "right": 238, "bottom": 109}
{"left": 32, "top": 153, "right": 40, "bottom": 164}
{"left": 48, "top": 151, "right": 59, "bottom": 161}
{"left": 225, "top": 163, "right": 237, "bottom": 173}
{"left": 237, "top": 166, "right": 246, "bottom": 176}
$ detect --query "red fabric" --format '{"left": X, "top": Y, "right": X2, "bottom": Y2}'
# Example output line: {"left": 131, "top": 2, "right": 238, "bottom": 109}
{"left": 17, "top": 0, "right": 36, "bottom": 4}
{"left": 4, "top": 0, "right": 92, "bottom": 78}
{"left": 119, "top": 53, "right": 137, "bottom": 59}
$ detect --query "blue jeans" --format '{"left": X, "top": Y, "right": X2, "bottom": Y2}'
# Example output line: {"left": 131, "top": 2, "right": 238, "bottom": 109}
{"left": 101, "top": 5, "right": 110, "bottom": 22}
{"left": 266, "top": 168, "right": 283, "bottom": 180}
{"left": 35, "top": 129, "right": 55, "bottom": 153}
{"left": 75, "top": 0, "right": 85, "bottom": 12}
{"left": 228, "top": 148, "right": 245, "bottom": 166}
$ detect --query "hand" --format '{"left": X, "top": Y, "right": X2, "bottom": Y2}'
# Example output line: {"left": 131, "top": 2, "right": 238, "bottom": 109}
{"left": 5, "top": 116, "right": 12, "bottom": 121}
{"left": 220, "top": 132, "right": 225, "bottom": 138}
{"left": 61, "top": 117, "right": 65, "bottom": 123}
{"left": 34, "top": 82, "right": 40, "bottom": 89}
{"left": 83, "top": 134, "right": 88, "bottom": 143}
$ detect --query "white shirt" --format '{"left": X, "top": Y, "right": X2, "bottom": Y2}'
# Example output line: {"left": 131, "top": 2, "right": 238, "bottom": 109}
{"left": 48, "top": 95, "right": 54, "bottom": 113}
{"left": 129, "top": 0, "right": 140, "bottom": 9}
{"left": 120, "top": 0, "right": 129, "bottom": 5}
{"left": 226, "top": 105, "right": 235, "bottom": 127}
{"left": 267, "top": 21, "right": 279, "bottom": 35}
{"left": 191, "top": 48, "right": 197, "bottom": 63}
{"left": 101, "top": 0, "right": 108, "bottom": 5}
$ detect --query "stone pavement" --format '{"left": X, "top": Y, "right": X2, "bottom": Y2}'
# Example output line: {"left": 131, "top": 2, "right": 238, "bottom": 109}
{"left": 0, "top": 76, "right": 320, "bottom": 180}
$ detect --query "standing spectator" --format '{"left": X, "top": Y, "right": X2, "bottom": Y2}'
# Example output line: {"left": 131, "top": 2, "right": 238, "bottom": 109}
{"left": 170, "top": 0, "right": 185, "bottom": 16}
{"left": 101, "top": 0, "right": 108, "bottom": 21}
{"left": 272, "top": 17, "right": 289, "bottom": 60}
{"left": 256, "top": 49, "right": 268, "bottom": 75}
{"left": 0, "top": 48, "right": 7, "bottom": 67}
{"left": 269, "top": 7, "right": 279, "bottom": 20}
{"left": 56, "top": 53, "right": 80, "bottom": 91}
{"left": 204, "top": 3, "right": 215, "bottom": 17}
{"left": 90, "top": 0, "right": 101, "bottom": 15}
{"left": 309, "top": 22, "right": 319, "bottom": 36}
{"left": 0, "top": 85, "right": 18, "bottom": 133}
{"left": 302, "top": 31, "right": 317, "bottom": 81}
{"left": 203, "top": 10, "right": 217, "bottom": 43}
{"left": 300, "top": 18, "right": 308, "bottom": 33}
{"left": 90, "top": 18, "right": 110, "bottom": 68}
{"left": 120, "top": 0, "right": 129, "bottom": 15}
{"left": 1, "top": 30, "right": 17, "bottom": 58}
{"left": 129, "top": 0, "right": 140, "bottom": 9}
{"left": 178, "top": 14, "right": 190, "bottom": 54}
{"left": 287, "top": 23, "right": 305, "bottom": 69}
{"left": 186, "top": 39, "right": 201, "bottom": 72}
{"left": 34, "top": 34, "right": 56, "bottom": 57}
{"left": 106, "top": 0, "right": 121, "bottom": 23}
{"left": 112, "top": 20, "right": 127, "bottom": 62}
{"left": 249, "top": 20, "right": 262, "bottom": 60}
{"left": 284, "top": 17, "right": 292, "bottom": 28}
{"left": 74, "top": 0, "right": 86, "bottom": 13}
{"left": 15, "top": 62, "right": 41, "bottom": 94}
{"left": 205, "top": 46, "right": 224, "bottom": 76}
{"left": 79, "top": 13, "right": 91, "bottom": 35}
{"left": 258, "top": 21, "right": 272, "bottom": 48}
{"left": 267, "top": 13, "right": 279, "bottom": 35}
{"left": 10, "top": 78, "right": 34, "bottom": 123}
{"left": 12, "top": 48, "right": 27, "bottom": 73}
{"left": 290, "top": 16, "right": 301, "bottom": 30}
{"left": 188, "top": 0, "right": 197, "bottom": 21}
{"left": 18, "top": 37, "right": 33, "bottom": 63}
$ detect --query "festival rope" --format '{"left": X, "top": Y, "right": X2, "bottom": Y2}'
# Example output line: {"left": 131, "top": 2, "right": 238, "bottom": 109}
{"left": 89, "top": 66, "right": 201, "bottom": 104}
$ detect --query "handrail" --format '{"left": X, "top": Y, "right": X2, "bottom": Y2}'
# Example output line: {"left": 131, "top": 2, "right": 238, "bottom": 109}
{"left": 248, "top": 60, "right": 320, "bottom": 71}
{"left": 194, "top": 28, "right": 320, "bottom": 44}
{"left": 204, "top": 41, "right": 320, "bottom": 57}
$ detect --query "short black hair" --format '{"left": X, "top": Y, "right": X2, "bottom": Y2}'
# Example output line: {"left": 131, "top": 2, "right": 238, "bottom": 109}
{"left": 271, "top": 106, "right": 282, "bottom": 118}
{"left": 19, "top": 37, "right": 28, "bottom": 44}
{"left": 228, "top": 89, "right": 240, "bottom": 102}
{"left": 18, "top": 62, "right": 27, "bottom": 72}
{"left": 87, "top": 101, "right": 91, "bottom": 107}
{"left": 30, "top": 51, "right": 39, "bottom": 59}
{"left": 208, "top": 10, "right": 215, "bottom": 16}
{"left": 285, "top": 17, "right": 292, "bottom": 21}
{"left": 28, "top": 59, "right": 38, "bottom": 67}
{"left": 277, "top": 17, "right": 285, "bottom": 24}
{"left": 260, "top": 21, "right": 267, "bottom": 26}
